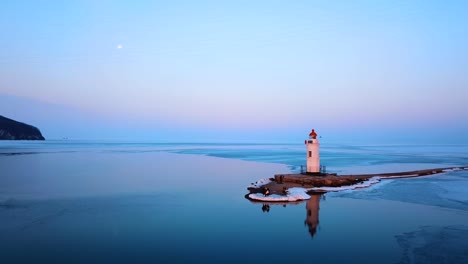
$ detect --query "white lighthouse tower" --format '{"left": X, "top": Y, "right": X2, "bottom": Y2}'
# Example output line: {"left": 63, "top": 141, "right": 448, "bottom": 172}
{"left": 305, "top": 129, "right": 320, "bottom": 173}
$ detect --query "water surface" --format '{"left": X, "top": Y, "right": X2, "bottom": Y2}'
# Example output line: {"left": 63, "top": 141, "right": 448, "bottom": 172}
{"left": 1, "top": 141, "right": 467, "bottom": 263}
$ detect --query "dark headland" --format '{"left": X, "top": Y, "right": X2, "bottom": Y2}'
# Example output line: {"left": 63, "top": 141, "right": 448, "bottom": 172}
{"left": 0, "top": 115, "right": 45, "bottom": 140}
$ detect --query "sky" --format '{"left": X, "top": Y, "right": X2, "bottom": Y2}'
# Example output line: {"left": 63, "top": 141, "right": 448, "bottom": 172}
{"left": 1, "top": 0, "right": 467, "bottom": 143}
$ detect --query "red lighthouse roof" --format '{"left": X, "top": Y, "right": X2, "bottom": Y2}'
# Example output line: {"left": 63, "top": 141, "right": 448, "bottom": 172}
{"left": 309, "top": 129, "right": 317, "bottom": 139}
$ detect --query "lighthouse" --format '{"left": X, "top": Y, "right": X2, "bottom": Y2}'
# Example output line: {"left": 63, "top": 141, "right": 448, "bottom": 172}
{"left": 305, "top": 129, "right": 320, "bottom": 173}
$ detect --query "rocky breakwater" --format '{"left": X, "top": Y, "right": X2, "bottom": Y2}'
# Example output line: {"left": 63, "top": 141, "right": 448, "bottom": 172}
{"left": 0, "top": 115, "right": 45, "bottom": 140}
{"left": 246, "top": 166, "right": 468, "bottom": 202}
{"left": 274, "top": 173, "right": 372, "bottom": 188}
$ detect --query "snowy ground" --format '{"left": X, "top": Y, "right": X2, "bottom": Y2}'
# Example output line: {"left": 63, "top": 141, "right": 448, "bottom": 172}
{"left": 248, "top": 187, "right": 310, "bottom": 202}
{"left": 247, "top": 177, "right": 383, "bottom": 202}
{"left": 247, "top": 165, "right": 468, "bottom": 203}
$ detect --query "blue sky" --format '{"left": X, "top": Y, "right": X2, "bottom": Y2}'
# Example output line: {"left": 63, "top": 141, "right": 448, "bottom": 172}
{"left": 1, "top": 0, "right": 467, "bottom": 142}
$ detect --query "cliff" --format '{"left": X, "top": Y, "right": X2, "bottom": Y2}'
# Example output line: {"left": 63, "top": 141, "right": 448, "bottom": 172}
{"left": 0, "top": 115, "right": 45, "bottom": 140}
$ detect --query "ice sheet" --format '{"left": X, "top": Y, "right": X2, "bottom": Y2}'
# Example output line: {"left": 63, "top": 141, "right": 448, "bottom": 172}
{"left": 396, "top": 225, "right": 468, "bottom": 264}
{"left": 333, "top": 170, "right": 468, "bottom": 211}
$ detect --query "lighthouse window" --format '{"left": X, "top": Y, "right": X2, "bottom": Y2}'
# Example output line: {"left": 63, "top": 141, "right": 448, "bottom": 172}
{"left": 309, "top": 151, "right": 312, "bottom": 157}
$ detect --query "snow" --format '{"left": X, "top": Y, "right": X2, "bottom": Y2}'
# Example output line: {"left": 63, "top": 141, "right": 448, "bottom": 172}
{"left": 248, "top": 177, "right": 382, "bottom": 201}
{"left": 247, "top": 177, "right": 387, "bottom": 201}
{"left": 380, "top": 174, "right": 420, "bottom": 179}
{"left": 247, "top": 177, "right": 272, "bottom": 188}
{"left": 308, "top": 177, "right": 381, "bottom": 192}
{"left": 248, "top": 167, "right": 468, "bottom": 202}
{"left": 443, "top": 167, "right": 466, "bottom": 172}
{"left": 248, "top": 187, "right": 310, "bottom": 202}
{"left": 248, "top": 177, "right": 383, "bottom": 201}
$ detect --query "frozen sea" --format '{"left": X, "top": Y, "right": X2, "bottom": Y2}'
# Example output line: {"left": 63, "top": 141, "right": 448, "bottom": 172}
{"left": 0, "top": 140, "right": 467, "bottom": 264}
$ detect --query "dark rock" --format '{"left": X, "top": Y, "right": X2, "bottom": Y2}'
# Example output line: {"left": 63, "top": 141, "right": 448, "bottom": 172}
{"left": 0, "top": 115, "right": 45, "bottom": 140}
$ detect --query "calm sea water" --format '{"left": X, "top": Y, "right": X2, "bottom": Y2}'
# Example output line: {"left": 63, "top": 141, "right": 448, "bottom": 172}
{"left": 1, "top": 140, "right": 467, "bottom": 264}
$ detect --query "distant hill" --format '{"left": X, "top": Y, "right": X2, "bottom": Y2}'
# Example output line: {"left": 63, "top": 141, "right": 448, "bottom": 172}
{"left": 0, "top": 115, "right": 45, "bottom": 140}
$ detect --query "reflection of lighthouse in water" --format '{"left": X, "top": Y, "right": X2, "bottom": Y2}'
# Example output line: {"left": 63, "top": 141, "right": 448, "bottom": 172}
{"left": 305, "top": 194, "right": 322, "bottom": 237}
